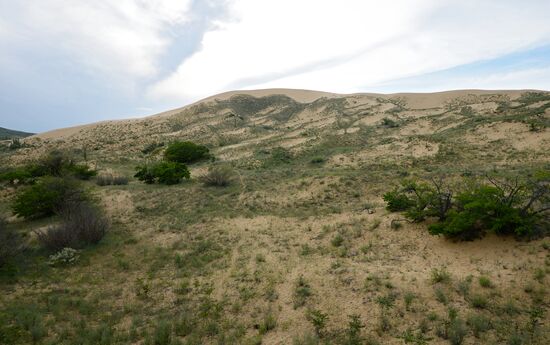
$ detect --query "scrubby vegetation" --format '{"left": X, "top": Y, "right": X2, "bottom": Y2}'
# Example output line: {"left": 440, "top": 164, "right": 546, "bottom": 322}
{"left": 0, "top": 150, "right": 96, "bottom": 184}
{"left": 199, "top": 165, "right": 235, "bottom": 187}
{"left": 12, "top": 177, "right": 87, "bottom": 219}
{"left": 95, "top": 172, "right": 129, "bottom": 186}
{"left": 0, "top": 217, "right": 24, "bottom": 268}
{"left": 35, "top": 202, "right": 108, "bottom": 251}
{"left": 1, "top": 91, "right": 549, "bottom": 344}
{"left": 164, "top": 141, "right": 211, "bottom": 164}
{"left": 383, "top": 172, "right": 549, "bottom": 240}
{"left": 135, "top": 161, "right": 190, "bottom": 185}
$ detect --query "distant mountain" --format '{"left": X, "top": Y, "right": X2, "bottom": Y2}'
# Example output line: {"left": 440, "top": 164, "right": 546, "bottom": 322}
{"left": 0, "top": 126, "right": 34, "bottom": 139}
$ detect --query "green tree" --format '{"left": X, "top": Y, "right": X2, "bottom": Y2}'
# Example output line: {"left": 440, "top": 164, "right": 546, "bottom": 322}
{"left": 12, "top": 177, "right": 86, "bottom": 219}
{"left": 164, "top": 141, "right": 210, "bottom": 164}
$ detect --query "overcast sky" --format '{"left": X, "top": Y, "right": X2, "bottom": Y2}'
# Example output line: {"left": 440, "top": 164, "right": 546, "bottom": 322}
{"left": 1, "top": 0, "right": 550, "bottom": 133}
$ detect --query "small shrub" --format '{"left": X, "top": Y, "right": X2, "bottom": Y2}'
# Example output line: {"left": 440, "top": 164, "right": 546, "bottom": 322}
{"left": 135, "top": 162, "right": 190, "bottom": 185}
{"left": 310, "top": 157, "right": 325, "bottom": 164}
{"left": 448, "top": 318, "right": 467, "bottom": 345}
{"left": 48, "top": 247, "right": 79, "bottom": 266}
{"left": 0, "top": 217, "right": 24, "bottom": 267}
{"left": 331, "top": 233, "right": 344, "bottom": 247}
{"left": 35, "top": 202, "right": 109, "bottom": 251}
{"left": 469, "top": 294, "right": 488, "bottom": 309}
{"left": 381, "top": 117, "right": 399, "bottom": 128}
{"left": 164, "top": 141, "right": 210, "bottom": 164}
{"left": 377, "top": 312, "right": 392, "bottom": 334}
{"left": 457, "top": 277, "right": 472, "bottom": 297}
{"left": 431, "top": 267, "right": 451, "bottom": 284}
{"left": 346, "top": 314, "right": 365, "bottom": 345}
{"left": 96, "top": 173, "right": 129, "bottom": 186}
{"left": 293, "top": 276, "right": 312, "bottom": 308}
{"left": 269, "top": 147, "right": 292, "bottom": 164}
{"left": 383, "top": 189, "right": 414, "bottom": 212}
{"left": 259, "top": 313, "right": 277, "bottom": 334}
{"left": 66, "top": 164, "right": 97, "bottom": 180}
{"left": 404, "top": 292, "right": 416, "bottom": 311}
{"left": 435, "top": 288, "right": 448, "bottom": 305}
{"left": 478, "top": 276, "right": 493, "bottom": 288}
{"left": 306, "top": 309, "right": 328, "bottom": 337}
{"left": 200, "top": 165, "right": 235, "bottom": 187}
{"left": 152, "top": 320, "right": 171, "bottom": 345}
{"left": 467, "top": 314, "right": 492, "bottom": 338}
{"left": 376, "top": 292, "right": 397, "bottom": 309}
{"left": 12, "top": 177, "right": 86, "bottom": 219}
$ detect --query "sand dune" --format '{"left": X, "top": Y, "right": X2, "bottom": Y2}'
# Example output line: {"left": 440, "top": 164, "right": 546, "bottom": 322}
{"left": 31, "top": 88, "right": 546, "bottom": 140}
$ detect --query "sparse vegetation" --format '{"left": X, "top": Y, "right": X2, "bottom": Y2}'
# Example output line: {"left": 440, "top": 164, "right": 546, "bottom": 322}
{"left": 1, "top": 90, "right": 549, "bottom": 344}
{"left": 200, "top": 165, "right": 235, "bottom": 187}
{"left": 35, "top": 202, "right": 109, "bottom": 251}
{"left": 96, "top": 172, "right": 129, "bottom": 186}
{"left": 384, "top": 172, "right": 550, "bottom": 240}
{"left": 0, "top": 217, "right": 24, "bottom": 267}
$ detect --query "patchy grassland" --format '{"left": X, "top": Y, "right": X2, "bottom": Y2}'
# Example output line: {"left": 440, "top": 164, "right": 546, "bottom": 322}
{"left": 1, "top": 90, "right": 549, "bottom": 344}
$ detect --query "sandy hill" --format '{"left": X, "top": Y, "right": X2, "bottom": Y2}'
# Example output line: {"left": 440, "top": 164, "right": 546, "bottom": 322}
{"left": 7, "top": 88, "right": 548, "bottom": 167}
{"left": 1, "top": 88, "right": 549, "bottom": 345}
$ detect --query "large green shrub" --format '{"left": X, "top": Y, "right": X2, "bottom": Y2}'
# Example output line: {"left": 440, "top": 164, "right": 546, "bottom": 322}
{"left": 428, "top": 185, "right": 537, "bottom": 240}
{"left": 383, "top": 173, "right": 549, "bottom": 240}
{"left": 135, "top": 162, "right": 190, "bottom": 185}
{"left": 383, "top": 189, "right": 414, "bottom": 212}
{"left": 164, "top": 141, "right": 210, "bottom": 164}
{"left": 12, "top": 177, "right": 86, "bottom": 219}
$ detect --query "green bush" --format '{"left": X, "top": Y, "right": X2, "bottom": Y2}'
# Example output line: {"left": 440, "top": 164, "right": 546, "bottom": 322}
{"left": 164, "top": 141, "right": 210, "bottom": 164}
{"left": 0, "top": 151, "right": 96, "bottom": 184}
{"left": 428, "top": 184, "right": 539, "bottom": 240}
{"left": 383, "top": 189, "right": 414, "bottom": 212}
{"left": 384, "top": 173, "right": 549, "bottom": 240}
{"left": 381, "top": 117, "right": 399, "bottom": 128}
{"left": 270, "top": 147, "right": 292, "bottom": 164}
{"left": 0, "top": 168, "right": 33, "bottom": 185}
{"left": 135, "top": 162, "right": 190, "bottom": 185}
{"left": 12, "top": 177, "right": 86, "bottom": 219}
{"left": 134, "top": 165, "right": 156, "bottom": 184}
{"left": 66, "top": 164, "right": 97, "bottom": 180}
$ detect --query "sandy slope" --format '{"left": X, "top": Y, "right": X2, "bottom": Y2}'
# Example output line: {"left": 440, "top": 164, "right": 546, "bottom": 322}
{"left": 32, "top": 88, "right": 547, "bottom": 141}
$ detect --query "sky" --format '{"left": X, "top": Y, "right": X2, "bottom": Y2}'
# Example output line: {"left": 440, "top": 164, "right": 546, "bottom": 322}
{"left": 1, "top": 0, "right": 550, "bottom": 133}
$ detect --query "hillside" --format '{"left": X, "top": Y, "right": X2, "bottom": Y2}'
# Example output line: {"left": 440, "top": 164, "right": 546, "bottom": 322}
{"left": 0, "top": 126, "right": 33, "bottom": 140}
{"left": 0, "top": 89, "right": 549, "bottom": 345}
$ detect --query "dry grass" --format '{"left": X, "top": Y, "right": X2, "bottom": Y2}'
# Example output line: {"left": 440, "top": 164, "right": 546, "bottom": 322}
{"left": 0, "top": 89, "right": 549, "bottom": 344}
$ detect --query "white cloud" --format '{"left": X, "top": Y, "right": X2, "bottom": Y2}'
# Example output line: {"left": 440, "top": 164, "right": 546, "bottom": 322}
{"left": 0, "top": 0, "right": 192, "bottom": 79}
{"left": 383, "top": 67, "right": 550, "bottom": 93}
{"left": 149, "top": 0, "right": 550, "bottom": 101}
